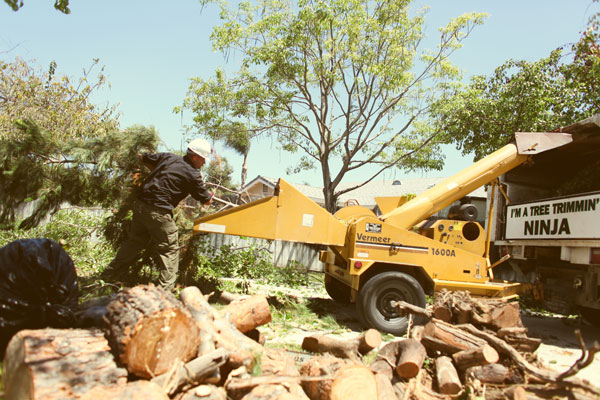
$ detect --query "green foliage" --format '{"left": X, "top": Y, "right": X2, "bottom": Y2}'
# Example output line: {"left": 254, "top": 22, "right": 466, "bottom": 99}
{"left": 4, "top": 0, "right": 70, "bottom": 13}
{"left": 431, "top": 4, "right": 600, "bottom": 161}
{"left": 0, "top": 121, "right": 159, "bottom": 229}
{"left": 190, "top": 237, "right": 310, "bottom": 292}
{"left": 0, "top": 209, "right": 115, "bottom": 278}
{"left": 0, "top": 58, "right": 158, "bottom": 230}
{"left": 183, "top": 0, "right": 486, "bottom": 211}
{"left": 0, "top": 58, "right": 115, "bottom": 142}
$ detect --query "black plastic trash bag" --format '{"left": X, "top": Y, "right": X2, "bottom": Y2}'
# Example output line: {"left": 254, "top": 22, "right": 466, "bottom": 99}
{"left": 0, "top": 238, "right": 79, "bottom": 356}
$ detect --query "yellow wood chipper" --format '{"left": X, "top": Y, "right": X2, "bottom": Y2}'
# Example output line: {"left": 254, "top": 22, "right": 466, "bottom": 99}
{"left": 194, "top": 131, "right": 572, "bottom": 334}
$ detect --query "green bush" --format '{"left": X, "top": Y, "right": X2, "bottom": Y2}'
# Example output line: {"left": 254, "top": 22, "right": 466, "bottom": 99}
{"left": 191, "top": 237, "right": 310, "bottom": 291}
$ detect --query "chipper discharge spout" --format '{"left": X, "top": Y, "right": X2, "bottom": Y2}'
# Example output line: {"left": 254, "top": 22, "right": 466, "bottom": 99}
{"left": 381, "top": 131, "right": 573, "bottom": 231}
{"left": 194, "top": 179, "right": 347, "bottom": 246}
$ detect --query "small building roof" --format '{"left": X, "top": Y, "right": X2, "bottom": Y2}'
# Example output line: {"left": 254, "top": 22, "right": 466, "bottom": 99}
{"left": 243, "top": 175, "right": 486, "bottom": 208}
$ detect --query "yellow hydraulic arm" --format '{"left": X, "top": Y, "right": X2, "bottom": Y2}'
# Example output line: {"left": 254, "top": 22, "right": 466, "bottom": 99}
{"left": 381, "top": 131, "right": 573, "bottom": 230}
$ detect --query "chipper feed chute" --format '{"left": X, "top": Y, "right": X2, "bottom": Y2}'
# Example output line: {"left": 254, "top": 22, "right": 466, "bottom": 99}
{"left": 194, "top": 179, "right": 347, "bottom": 246}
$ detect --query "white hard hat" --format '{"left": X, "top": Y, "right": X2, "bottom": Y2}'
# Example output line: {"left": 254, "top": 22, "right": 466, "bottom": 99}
{"left": 187, "top": 138, "right": 212, "bottom": 160}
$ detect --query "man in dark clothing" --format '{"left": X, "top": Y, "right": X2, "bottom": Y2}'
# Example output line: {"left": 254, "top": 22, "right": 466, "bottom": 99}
{"left": 102, "top": 138, "right": 213, "bottom": 290}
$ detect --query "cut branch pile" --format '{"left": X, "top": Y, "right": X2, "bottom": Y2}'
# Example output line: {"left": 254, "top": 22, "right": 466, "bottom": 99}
{"left": 2, "top": 286, "right": 599, "bottom": 400}
{"left": 392, "top": 290, "right": 600, "bottom": 399}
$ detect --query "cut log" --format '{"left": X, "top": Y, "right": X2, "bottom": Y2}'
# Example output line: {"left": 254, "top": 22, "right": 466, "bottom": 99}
{"left": 452, "top": 344, "right": 499, "bottom": 370}
{"left": 465, "top": 363, "right": 509, "bottom": 384}
{"left": 435, "top": 356, "right": 461, "bottom": 395}
{"left": 422, "top": 320, "right": 487, "bottom": 355}
{"left": 432, "top": 289, "right": 453, "bottom": 322}
{"left": 299, "top": 355, "right": 377, "bottom": 400}
{"left": 369, "top": 340, "right": 403, "bottom": 381}
{"left": 487, "top": 302, "right": 522, "bottom": 330}
{"left": 374, "top": 373, "right": 397, "bottom": 400}
{"left": 2, "top": 328, "right": 127, "bottom": 400}
{"left": 220, "top": 294, "right": 272, "bottom": 333}
{"left": 240, "top": 384, "right": 306, "bottom": 400}
{"left": 396, "top": 338, "right": 427, "bottom": 379}
{"left": 256, "top": 349, "right": 308, "bottom": 400}
{"left": 180, "top": 286, "right": 263, "bottom": 368}
{"left": 329, "top": 364, "right": 378, "bottom": 400}
{"left": 81, "top": 381, "right": 169, "bottom": 400}
{"left": 151, "top": 347, "right": 230, "bottom": 396}
{"left": 302, "top": 329, "right": 381, "bottom": 361}
{"left": 496, "top": 327, "right": 528, "bottom": 339}
{"left": 175, "top": 384, "right": 227, "bottom": 400}
{"left": 104, "top": 285, "right": 201, "bottom": 378}
{"left": 503, "top": 335, "right": 542, "bottom": 353}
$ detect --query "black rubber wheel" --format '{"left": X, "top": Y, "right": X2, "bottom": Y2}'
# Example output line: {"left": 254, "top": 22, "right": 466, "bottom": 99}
{"left": 324, "top": 275, "right": 351, "bottom": 304}
{"left": 357, "top": 271, "right": 426, "bottom": 336}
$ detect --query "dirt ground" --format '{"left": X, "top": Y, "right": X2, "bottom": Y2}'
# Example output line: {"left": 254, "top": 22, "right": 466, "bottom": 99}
{"left": 250, "top": 282, "right": 600, "bottom": 388}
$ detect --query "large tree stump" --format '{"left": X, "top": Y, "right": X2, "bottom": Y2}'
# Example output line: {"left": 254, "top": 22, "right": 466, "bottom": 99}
{"left": 103, "top": 284, "right": 201, "bottom": 378}
{"left": 2, "top": 328, "right": 127, "bottom": 400}
{"left": 301, "top": 329, "right": 381, "bottom": 361}
{"left": 299, "top": 355, "right": 377, "bottom": 400}
{"left": 80, "top": 381, "right": 169, "bottom": 400}
{"left": 220, "top": 294, "right": 272, "bottom": 333}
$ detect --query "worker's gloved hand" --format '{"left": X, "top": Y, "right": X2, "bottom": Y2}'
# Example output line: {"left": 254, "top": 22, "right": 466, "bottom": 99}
{"left": 203, "top": 192, "right": 213, "bottom": 206}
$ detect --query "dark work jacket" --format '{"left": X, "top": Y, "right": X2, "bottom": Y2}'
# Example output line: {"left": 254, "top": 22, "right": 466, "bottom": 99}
{"left": 137, "top": 152, "right": 212, "bottom": 211}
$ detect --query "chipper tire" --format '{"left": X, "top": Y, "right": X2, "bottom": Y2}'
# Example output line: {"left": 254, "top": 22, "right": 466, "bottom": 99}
{"left": 357, "top": 271, "right": 426, "bottom": 336}
{"left": 324, "top": 274, "right": 351, "bottom": 304}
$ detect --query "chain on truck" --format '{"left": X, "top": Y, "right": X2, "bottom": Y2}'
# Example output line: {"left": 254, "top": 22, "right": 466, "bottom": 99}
{"left": 194, "top": 114, "right": 600, "bottom": 335}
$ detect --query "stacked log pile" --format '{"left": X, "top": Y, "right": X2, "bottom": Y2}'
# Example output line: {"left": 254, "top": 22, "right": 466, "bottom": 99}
{"left": 2, "top": 286, "right": 599, "bottom": 399}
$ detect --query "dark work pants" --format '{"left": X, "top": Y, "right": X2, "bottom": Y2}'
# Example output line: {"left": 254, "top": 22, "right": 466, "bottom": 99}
{"left": 104, "top": 200, "right": 179, "bottom": 290}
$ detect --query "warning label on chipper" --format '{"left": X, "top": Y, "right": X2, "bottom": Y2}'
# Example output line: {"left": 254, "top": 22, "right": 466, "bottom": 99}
{"left": 505, "top": 192, "right": 600, "bottom": 239}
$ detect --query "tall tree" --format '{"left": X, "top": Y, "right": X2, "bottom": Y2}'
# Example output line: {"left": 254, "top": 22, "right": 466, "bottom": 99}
{"left": 0, "top": 58, "right": 158, "bottom": 228}
{"left": 430, "top": 5, "right": 600, "bottom": 161}
{"left": 181, "top": 0, "right": 486, "bottom": 211}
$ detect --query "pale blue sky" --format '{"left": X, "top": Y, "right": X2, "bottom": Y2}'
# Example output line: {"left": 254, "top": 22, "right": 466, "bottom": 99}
{"left": 1, "top": 1, "right": 596, "bottom": 187}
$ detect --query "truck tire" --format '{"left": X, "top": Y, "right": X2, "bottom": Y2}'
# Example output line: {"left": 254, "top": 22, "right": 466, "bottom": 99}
{"left": 324, "top": 275, "right": 351, "bottom": 304}
{"left": 356, "top": 271, "right": 426, "bottom": 336}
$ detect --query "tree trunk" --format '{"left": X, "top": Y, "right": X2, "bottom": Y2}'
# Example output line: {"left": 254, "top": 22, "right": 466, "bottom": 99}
{"left": 302, "top": 329, "right": 381, "bottom": 361}
{"left": 2, "top": 328, "right": 127, "bottom": 400}
{"left": 435, "top": 356, "right": 461, "bottom": 395}
{"left": 81, "top": 381, "right": 169, "bottom": 400}
{"left": 104, "top": 284, "right": 201, "bottom": 378}
{"left": 396, "top": 338, "right": 427, "bottom": 379}
{"left": 452, "top": 344, "right": 499, "bottom": 370}
{"left": 220, "top": 294, "right": 272, "bottom": 333}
